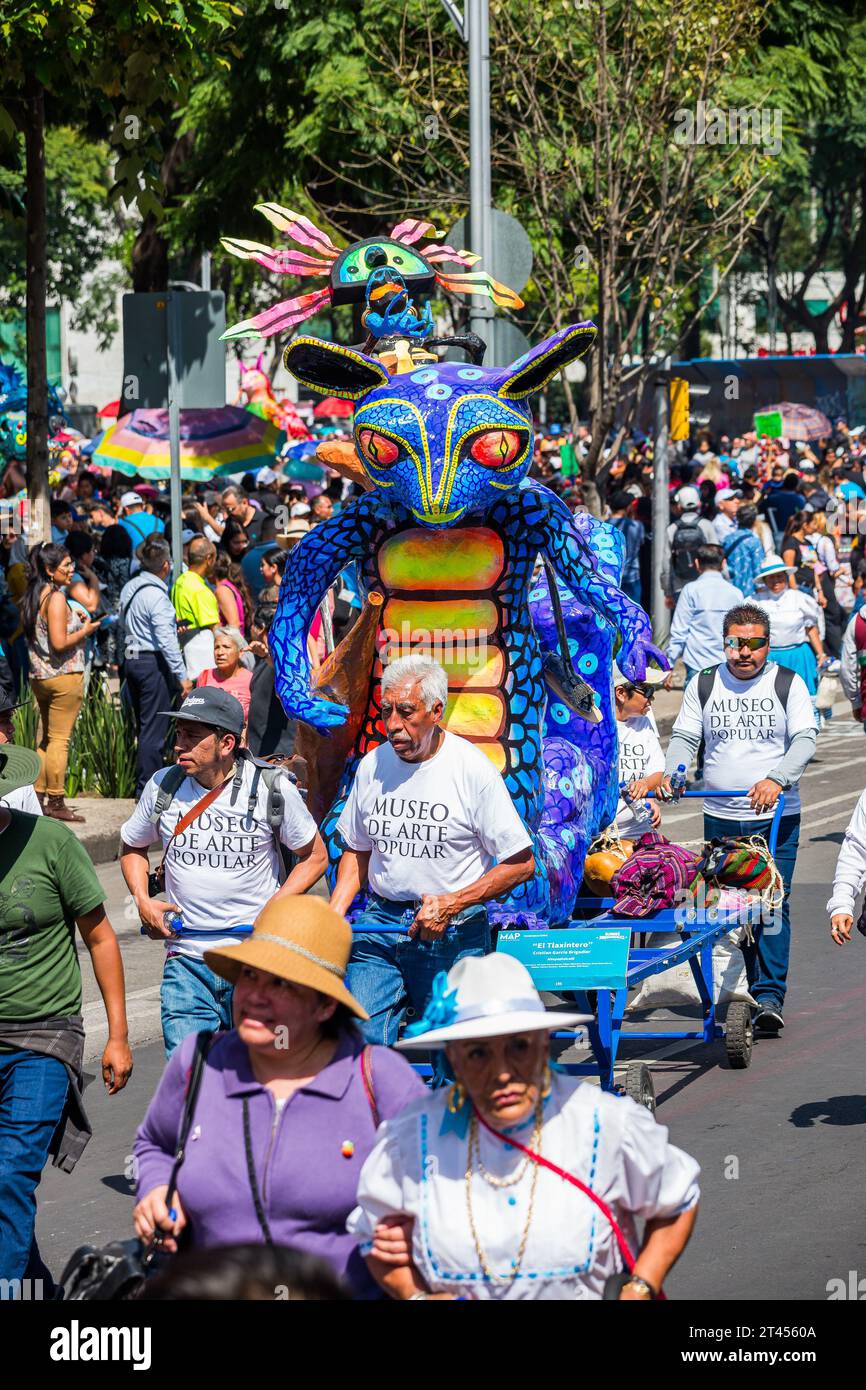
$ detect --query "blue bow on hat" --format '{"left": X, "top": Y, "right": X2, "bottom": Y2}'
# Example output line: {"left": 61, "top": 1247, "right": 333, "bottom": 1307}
{"left": 403, "top": 971, "right": 459, "bottom": 1038}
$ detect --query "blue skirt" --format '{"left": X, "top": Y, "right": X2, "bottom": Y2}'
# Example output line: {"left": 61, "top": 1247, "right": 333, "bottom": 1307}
{"left": 770, "top": 642, "right": 818, "bottom": 695}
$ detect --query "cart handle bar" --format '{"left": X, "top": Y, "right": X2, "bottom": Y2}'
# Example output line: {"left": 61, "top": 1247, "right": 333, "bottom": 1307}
{"left": 647, "top": 789, "right": 786, "bottom": 854}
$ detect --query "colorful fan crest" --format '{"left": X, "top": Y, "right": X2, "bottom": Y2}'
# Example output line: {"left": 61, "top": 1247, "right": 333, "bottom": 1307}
{"left": 220, "top": 205, "right": 524, "bottom": 341}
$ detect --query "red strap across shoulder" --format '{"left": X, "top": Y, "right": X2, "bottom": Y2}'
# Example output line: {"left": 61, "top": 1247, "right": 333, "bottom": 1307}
{"left": 360, "top": 1045, "right": 380, "bottom": 1130}
{"left": 472, "top": 1105, "right": 667, "bottom": 1299}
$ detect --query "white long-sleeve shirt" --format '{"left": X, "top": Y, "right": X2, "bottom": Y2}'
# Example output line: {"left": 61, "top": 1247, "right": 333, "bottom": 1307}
{"left": 841, "top": 611, "right": 862, "bottom": 708}
{"left": 827, "top": 787, "right": 866, "bottom": 918}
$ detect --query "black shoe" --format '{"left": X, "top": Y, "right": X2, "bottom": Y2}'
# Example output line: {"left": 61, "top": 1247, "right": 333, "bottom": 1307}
{"left": 754, "top": 1003, "right": 784, "bottom": 1033}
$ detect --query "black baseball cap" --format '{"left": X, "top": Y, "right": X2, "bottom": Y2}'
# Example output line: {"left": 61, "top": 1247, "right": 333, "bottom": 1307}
{"left": 159, "top": 687, "right": 245, "bottom": 738}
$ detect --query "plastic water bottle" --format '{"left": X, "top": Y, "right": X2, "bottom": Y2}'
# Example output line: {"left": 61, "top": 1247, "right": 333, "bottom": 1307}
{"left": 619, "top": 779, "right": 634, "bottom": 807}
{"left": 163, "top": 911, "right": 183, "bottom": 936}
{"left": 669, "top": 763, "right": 688, "bottom": 799}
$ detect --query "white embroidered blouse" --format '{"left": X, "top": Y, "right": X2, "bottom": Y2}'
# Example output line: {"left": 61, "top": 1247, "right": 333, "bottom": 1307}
{"left": 348, "top": 1072, "right": 700, "bottom": 1300}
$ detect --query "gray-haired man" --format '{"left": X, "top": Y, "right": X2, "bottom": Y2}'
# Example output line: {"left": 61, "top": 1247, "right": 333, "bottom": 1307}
{"left": 330, "top": 655, "right": 535, "bottom": 1048}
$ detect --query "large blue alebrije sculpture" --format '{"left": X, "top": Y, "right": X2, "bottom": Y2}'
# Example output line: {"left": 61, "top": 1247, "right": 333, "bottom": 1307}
{"left": 269, "top": 323, "right": 666, "bottom": 924}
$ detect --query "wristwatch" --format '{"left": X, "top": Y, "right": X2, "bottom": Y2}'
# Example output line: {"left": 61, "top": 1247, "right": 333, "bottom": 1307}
{"left": 622, "top": 1275, "right": 656, "bottom": 1299}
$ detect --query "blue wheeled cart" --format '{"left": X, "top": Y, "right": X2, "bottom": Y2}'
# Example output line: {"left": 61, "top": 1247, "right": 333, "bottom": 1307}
{"left": 544, "top": 789, "right": 787, "bottom": 1112}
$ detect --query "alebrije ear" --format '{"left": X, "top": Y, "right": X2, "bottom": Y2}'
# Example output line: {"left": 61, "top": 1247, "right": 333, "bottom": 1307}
{"left": 283, "top": 337, "right": 390, "bottom": 401}
{"left": 497, "top": 323, "right": 597, "bottom": 400}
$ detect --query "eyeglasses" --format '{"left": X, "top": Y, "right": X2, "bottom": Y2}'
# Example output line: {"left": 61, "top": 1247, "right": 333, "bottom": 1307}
{"left": 724, "top": 636, "right": 769, "bottom": 652}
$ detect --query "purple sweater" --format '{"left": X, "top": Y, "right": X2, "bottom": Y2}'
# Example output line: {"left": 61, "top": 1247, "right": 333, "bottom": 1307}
{"left": 134, "top": 1028, "right": 424, "bottom": 1297}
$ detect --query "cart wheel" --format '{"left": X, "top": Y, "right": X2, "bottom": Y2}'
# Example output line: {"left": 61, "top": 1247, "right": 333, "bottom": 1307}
{"left": 724, "top": 1001, "right": 753, "bottom": 1069}
{"left": 624, "top": 1063, "right": 656, "bottom": 1113}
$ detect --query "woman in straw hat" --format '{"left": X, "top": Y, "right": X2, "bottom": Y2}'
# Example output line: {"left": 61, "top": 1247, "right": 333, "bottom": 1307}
{"left": 349, "top": 954, "right": 700, "bottom": 1300}
{"left": 133, "top": 897, "right": 424, "bottom": 1297}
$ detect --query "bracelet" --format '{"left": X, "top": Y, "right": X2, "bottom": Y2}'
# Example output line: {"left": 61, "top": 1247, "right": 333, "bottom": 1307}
{"left": 623, "top": 1275, "right": 656, "bottom": 1299}
{"left": 409, "top": 1292, "right": 430, "bottom": 1301}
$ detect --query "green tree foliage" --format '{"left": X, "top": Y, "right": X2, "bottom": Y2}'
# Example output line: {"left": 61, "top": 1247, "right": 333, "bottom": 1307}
{"left": 747, "top": 0, "right": 866, "bottom": 352}
{"left": 0, "top": 127, "right": 130, "bottom": 352}
{"left": 0, "top": 0, "right": 238, "bottom": 539}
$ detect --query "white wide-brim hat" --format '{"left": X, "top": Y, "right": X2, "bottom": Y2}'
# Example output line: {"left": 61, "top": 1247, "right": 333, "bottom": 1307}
{"left": 756, "top": 553, "right": 795, "bottom": 581}
{"left": 395, "top": 953, "right": 591, "bottom": 1050}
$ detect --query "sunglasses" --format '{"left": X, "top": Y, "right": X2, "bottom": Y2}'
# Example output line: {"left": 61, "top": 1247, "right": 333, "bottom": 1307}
{"left": 724, "top": 636, "right": 769, "bottom": 652}
{"left": 625, "top": 683, "right": 657, "bottom": 700}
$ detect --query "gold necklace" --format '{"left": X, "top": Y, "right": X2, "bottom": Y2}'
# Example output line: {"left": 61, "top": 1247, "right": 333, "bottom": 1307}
{"left": 465, "top": 1097, "right": 544, "bottom": 1284}
{"left": 471, "top": 1125, "right": 534, "bottom": 1189}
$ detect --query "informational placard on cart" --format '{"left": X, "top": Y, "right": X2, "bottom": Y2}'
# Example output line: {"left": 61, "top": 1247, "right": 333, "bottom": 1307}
{"left": 497, "top": 928, "right": 631, "bottom": 991}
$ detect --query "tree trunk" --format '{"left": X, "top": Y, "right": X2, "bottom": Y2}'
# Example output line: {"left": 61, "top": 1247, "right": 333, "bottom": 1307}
{"left": 131, "top": 133, "right": 195, "bottom": 292}
{"left": 24, "top": 73, "right": 50, "bottom": 546}
{"left": 132, "top": 214, "right": 169, "bottom": 292}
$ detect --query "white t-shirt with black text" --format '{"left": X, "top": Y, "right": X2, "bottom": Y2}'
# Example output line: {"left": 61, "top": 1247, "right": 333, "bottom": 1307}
{"left": 120, "top": 760, "right": 318, "bottom": 959}
{"left": 336, "top": 730, "right": 532, "bottom": 902}
{"left": 672, "top": 662, "right": 815, "bottom": 820}
{"left": 615, "top": 715, "right": 665, "bottom": 839}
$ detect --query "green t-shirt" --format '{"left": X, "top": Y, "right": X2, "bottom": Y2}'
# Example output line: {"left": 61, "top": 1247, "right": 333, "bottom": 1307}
{"left": 171, "top": 570, "right": 220, "bottom": 629}
{"left": 0, "top": 812, "right": 105, "bottom": 1022}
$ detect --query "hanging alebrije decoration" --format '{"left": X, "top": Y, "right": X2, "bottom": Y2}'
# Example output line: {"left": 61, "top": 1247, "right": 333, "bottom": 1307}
{"left": 220, "top": 205, "right": 524, "bottom": 341}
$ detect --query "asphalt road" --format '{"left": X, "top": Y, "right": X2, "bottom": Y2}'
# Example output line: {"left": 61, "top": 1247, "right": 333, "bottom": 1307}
{"left": 37, "top": 713, "right": 866, "bottom": 1299}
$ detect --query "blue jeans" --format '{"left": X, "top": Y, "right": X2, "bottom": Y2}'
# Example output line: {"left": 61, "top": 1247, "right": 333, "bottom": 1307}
{"left": 622, "top": 576, "right": 642, "bottom": 604}
{"left": 0, "top": 1048, "right": 69, "bottom": 1287}
{"left": 704, "top": 812, "right": 801, "bottom": 1009}
{"left": 346, "top": 895, "right": 491, "bottom": 1054}
{"left": 161, "top": 953, "right": 234, "bottom": 1058}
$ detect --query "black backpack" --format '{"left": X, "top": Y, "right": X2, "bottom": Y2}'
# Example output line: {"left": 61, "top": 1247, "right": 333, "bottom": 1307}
{"left": 671, "top": 513, "right": 706, "bottom": 586}
{"left": 697, "top": 662, "right": 796, "bottom": 713}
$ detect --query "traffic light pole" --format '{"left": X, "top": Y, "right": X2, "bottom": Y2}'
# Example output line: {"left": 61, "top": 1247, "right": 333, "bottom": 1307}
{"left": 651, "top": 371, "right": 671, "bottom": 646}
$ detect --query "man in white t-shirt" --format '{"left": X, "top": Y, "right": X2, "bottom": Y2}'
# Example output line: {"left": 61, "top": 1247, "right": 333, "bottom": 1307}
{"left": 0, "top": 697, "right": 42, "bottom": 814}
{"left": 663, "top": 602, "right": 817, "bottom": 1035}
{"left": 120, "top": 687, "right": 327, "bottom": 1055}
{"left": 610, "top": 664, "right": 667, "bottom": 841}
{"left": 330, "top": 655, "right": 534, "bottom": 1052}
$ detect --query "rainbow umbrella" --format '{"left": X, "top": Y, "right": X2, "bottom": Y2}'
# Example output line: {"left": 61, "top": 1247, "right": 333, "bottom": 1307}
{"left": 92, "top": 406, "right": 284, "bottom": 482}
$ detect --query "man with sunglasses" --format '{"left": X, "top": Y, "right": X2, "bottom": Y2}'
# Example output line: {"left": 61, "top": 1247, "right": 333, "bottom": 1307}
{"left": 663, "top": 603, "right": 817, "bottom": 1035}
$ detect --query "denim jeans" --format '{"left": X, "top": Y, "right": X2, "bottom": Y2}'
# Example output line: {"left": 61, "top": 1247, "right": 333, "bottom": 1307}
{"left": 704, "top": 812, "right": 801, "bottom": 1009}
{"left": 161, "top": 953, "right": 234, "bottom": 1058}
{"left": 0, "top": 1048, "right": 69, "bottom": 1287}
{"left": 346, "top": 895, "right": 491, "bottom": 1053}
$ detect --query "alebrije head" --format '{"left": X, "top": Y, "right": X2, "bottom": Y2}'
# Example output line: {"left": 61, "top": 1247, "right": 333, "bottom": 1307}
{"left": 283, "top": 323, "right": 595, "bottom": 526}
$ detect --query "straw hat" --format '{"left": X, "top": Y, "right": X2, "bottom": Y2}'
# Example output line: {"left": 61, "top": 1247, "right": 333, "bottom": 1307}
{"left": 394, "top": 954, "right": 590, "bottom": 1050}
{"left": 276, "top": 517, "right": 310, "bottom": 549}
{"left": 204, "top": 897, "right": 369, "bottom": 1019}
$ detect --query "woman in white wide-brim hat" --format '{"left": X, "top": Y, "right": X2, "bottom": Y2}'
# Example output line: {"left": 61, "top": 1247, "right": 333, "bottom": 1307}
{"left": 348, "top": 954, "right": 700, "bottom": 1301}
{"left": 753, "top": 554, "right": 826, "bottom": 695}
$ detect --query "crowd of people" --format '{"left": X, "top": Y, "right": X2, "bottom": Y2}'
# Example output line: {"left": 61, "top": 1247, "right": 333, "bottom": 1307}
{"left": 0, "top": 470, "right": 352, "bottom": 818}
{"left": 2, "top": 421, "right": 866, "bottom": 1303}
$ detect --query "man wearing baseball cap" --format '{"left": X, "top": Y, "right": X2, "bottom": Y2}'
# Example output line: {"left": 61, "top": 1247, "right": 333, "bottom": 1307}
{"left": 118, "top": 492, "right": 164, "bottom": 549}
{"left": 665, "top": 487, "right": 716, "bottom": 601}
{"left": 120, "top": 686, "right": 328, "bottom": 1055}
{"left": 712, "top": 488, "right": 742, "bottom": 545}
